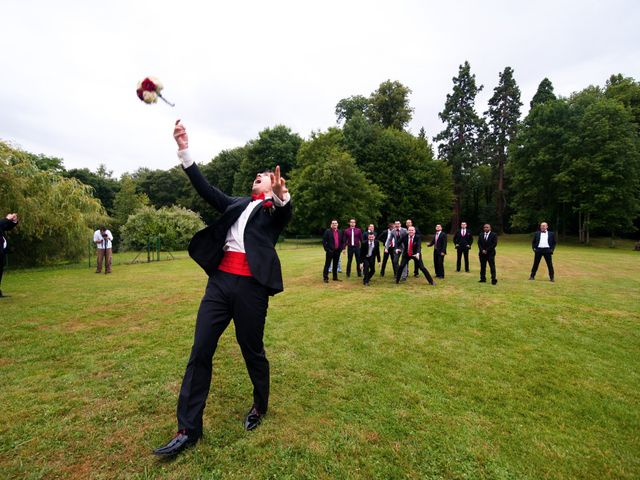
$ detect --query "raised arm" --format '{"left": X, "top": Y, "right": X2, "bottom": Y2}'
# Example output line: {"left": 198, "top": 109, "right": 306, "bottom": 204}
{"left": 174, "top": 120, "right": 236, "bottom": 213}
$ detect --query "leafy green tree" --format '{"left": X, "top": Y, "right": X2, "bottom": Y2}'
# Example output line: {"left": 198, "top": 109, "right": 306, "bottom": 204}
{"left": 120, "top": 205, "right": 205, "bottom": 251}
{"left": 289, "top": 129, "right": 384, "bottom": 233}
{"left": 557, "top": 95, "right": 640, "bottom": 242}
{"left": 0, "top": 142, "right": 107, "bottom": 266}
{"left": 112, "top": 174, "right": 149, "bottom": 226}
{"left": 530, "top": 78, "right": 556, "bottom": 108}
{"left": 233, "top": 125, "right": 302, "bottom": 195}
{"left": 367, "top": 80, "right": 413, "bottom": 130}
{"left": 132, "top": 166, "right": 191, "bottom": 209}
{"left": 605, "top": 74, "right": 640, "bottom": 132}
{"left": 434, "top": 61, "right": 485, "bottom": 230}
{"left": 485, "top": 66, "right": 522, "bottom": 233}
{"left": 508, "top": 98, "right": 572, "bottom": 232}
{"left": 65, "top": 164, "right": 120, "bottom": 214}
{"left": 335, "top": 95, "right": 369, "bottom": 124}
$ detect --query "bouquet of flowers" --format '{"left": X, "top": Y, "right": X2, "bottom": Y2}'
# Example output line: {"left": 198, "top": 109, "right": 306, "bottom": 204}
{"left": 136, "top": 77, "right": 174, "bottom": 106}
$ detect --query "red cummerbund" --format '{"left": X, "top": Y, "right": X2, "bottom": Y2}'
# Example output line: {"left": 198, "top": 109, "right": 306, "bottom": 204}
{"left": 218, "top": 251, "right": 253, "bottom": 277}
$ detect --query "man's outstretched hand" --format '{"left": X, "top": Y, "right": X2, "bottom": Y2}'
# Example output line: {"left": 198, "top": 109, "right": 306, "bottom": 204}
{"left": 174, "top": 120, "right": 189, "bottom": 150}
{"left": 271, "top": 165, "right": 288, "bottom": 199}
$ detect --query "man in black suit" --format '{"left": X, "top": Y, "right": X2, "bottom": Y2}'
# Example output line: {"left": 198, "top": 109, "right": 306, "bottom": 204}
{"left": 395, "top": 226, "right": 435, "bottom": 285}
{"left": 428, "top": 224, "right": 447, "bottom": 278}
{"left": 359, "top": 232, "right": 381, "bottom": 286}
{"left": 529, "top": 222, "right": 556, "bottom": 282}
{"left": 379, "top": 223, "right": 395, "bottom": 277}
{"left": 323, "top": 220, "right": 344, "bottom": 283}
{"left": 154, "top": 121, "right": 292, "bottom": 458}
{"left": 478, "top": 223, "right": 498, "bottom": 285}
{"left": 453, "top": 221, "right": 473, "bottom": 272}
{"left": 406, "top": 219, "right": 421, "bottom": 277}
{"left": 0, "top": 213, "right": 19, "bottom": 298}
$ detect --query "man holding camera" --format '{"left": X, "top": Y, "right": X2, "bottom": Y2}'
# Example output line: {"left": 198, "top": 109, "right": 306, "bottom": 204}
{"left": 93, "top": 226, "right": 113, "bottom": 274}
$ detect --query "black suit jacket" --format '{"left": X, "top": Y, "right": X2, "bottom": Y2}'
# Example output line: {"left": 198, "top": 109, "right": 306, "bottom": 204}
{"left": 398, "top": 234, "right": 423, "bottom": 259}
{"left": 428, "top": 232, "right": 447, "bottom": 254}
{"left": 323, "top": 228, "right": 344, "bottom": 253}
{"left": 184, "top": 163, "right": 292, "bottom": 296}
{"left": 0, "top": 218, "right": 18, "bottom": 254}
{"left": 453, "top": 230, "right": 473, "bottom": 249}
{"left": 477, "top": 231, "right": 498, "bottom": 255}
{"left": 360, "top": 239, "right": 381, "bottom": 262}
{"left": 532, "top": 231, "right": 556, "bottom": 252}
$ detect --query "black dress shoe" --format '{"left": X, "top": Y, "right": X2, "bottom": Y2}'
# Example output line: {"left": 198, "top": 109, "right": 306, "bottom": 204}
{"left": 478, "top": 279, "right": 486, "bottom": 283}
{"left": 153, "top": 429, "right": 200, "bottom": 457}
{"left": 323, "top": 278, "right": 329, "bottom": 283}
{"left": 244, "top": 406, "right": 264, "bottom": 431}
{"left": 529, "top": 276, "right": 535, "bottom": 280}
{"left": 332, "top": 278, "right": 342, "bottom": 282}
{"left": 491, "top": 279, "right": 498, "bottom": 285}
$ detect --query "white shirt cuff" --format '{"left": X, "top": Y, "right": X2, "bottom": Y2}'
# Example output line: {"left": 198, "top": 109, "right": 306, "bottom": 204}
{"left": 177, "top": 148, "right": 194, "bottom": 168}
{"left": 272, "top": 191, "right": 290, "bottom": 206}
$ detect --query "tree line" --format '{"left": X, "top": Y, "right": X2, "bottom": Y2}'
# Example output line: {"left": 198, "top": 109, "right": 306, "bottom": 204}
{"left": 2, "top": 64, "right": 639, "bottom": 265}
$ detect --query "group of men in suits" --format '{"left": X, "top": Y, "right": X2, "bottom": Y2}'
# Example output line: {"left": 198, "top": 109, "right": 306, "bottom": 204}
{"left": 322, "top": 220, "right": 557, "bottom": 286}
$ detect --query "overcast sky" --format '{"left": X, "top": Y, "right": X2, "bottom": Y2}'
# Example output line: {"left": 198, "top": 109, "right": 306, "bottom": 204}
{"left": 1, "top": 0, "right": 639, "bottom": 176}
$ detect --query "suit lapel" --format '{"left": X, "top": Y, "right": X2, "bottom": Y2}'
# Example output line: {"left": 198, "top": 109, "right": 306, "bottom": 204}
{"left": 220, "top": 197, "right": 252, "bottom": 228}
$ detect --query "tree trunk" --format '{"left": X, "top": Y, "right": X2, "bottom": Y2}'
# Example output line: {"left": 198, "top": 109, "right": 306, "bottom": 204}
{"left": 585, "top": 212, "right": 590, "bottom": 245}
{"left": 495, "top": 154, "right": 505, "bottom": 234}
{"left": 450, "top": 182, "right": 461, "bottom": 234}
{"left": 578, "top": 211, "right": 583, "bottom": 243}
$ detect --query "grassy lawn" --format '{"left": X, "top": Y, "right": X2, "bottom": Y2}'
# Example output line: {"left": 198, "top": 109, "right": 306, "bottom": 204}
{"left": 0, "top": 235, "right": 639, "bottom": 479}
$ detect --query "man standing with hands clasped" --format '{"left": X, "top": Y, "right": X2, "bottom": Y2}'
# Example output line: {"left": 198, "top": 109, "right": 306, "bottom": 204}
{"left": 478, "top": 223, "right": 498, "bottom": 285}
{"left": 153, "top": 120, "right": 292, "bottom": 458}
{"left": 453, "top": 221, "right": 473, "bottom": 272}
{"left": 428, "top": 224, "right": 447, "bottom": 279}
{"left": 93, "top": 226, "right": 113, "bottom": 274}
{"left": 529, "top": 222, "right": 556, "bottom": 282}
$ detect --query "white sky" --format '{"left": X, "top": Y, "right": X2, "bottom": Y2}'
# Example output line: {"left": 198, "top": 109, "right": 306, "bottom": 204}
{"left": 1, "top": 0, "right": 639, "bottom": 176}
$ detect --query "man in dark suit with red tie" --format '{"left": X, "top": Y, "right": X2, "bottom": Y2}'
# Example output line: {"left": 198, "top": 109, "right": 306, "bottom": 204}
{"left": 0, "top": 213, "right": 19, "bottom": 298}
{"left": 153, "top": 121, "right": 292, "bottom": 458}
{"left": 395, "top": 226, "right": 435, "bottom": 285}
{"left": 478, "top": 223, "right": 498, "bottom": 285}
{"left": 359, "top": 231, "right": 381, "bottom": 286}
{"left": 343, "top": 218, "right": 363, "bottom": 277}
{"left": 529, "top": 222, "right": 556, "bottom": 282}
{"left": 323, "top": 220, "right": 344, "bottom": 283}
{"left": 428, "top": 224, "right": 447, "bottom": 278}
{"left": 453, "top": 221, "right": 473, "bottom": 272}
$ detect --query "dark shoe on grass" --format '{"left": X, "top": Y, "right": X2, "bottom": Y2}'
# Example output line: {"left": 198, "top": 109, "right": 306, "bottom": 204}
{"left": 153, "top": 429, "right": 200, "bottom": 457}
{"left": 244, "top": 406, "right": 264, "bottom": 431}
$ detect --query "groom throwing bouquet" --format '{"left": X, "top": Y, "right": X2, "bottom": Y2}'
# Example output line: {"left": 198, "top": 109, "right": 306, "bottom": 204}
{"left": 154, "top": 120, "right": 292, "bottom": 457}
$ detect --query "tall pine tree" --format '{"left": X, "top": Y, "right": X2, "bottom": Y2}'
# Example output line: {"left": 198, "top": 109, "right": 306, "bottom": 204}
{"left": 530, "top": 78, "right": 556, "bottom": 108}
{"left": 434, "top": 61, "right": 485, "bottom": 230}
{"left": 485, "top": 66, "right": 522, "bottom": 233}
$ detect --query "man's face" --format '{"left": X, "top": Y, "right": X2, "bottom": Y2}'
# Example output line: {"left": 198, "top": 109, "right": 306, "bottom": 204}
{"left": 349, "top": 219, "right": 356, "bottom": 228}
{"left": 368, "top": 234, "right": 375, "bottom": 242}
{"left": 540, "top": 222, "right": 548, "bottom": 232}
{"left": 252, "top": 172, "right": 273, "bottom": 195}
{"left": 483, "top": 224, "right": 491, "bottom": 232}
{"left": 461, "top": 222, "right": 467, "bottom": 229}
{"left": 331, "top": 221, "right": 338, "bottom": 230}
{"left": 406, "top": 220, "right": 413, "bottom": 228}
{"left": 408, "top": 226, "right": 416, "bottom": 236}
{"left": 435, "top": 224, "right": 442, "bottom": 232}
{"left": 368, "top": 224, "right": 374, "bottom": 231}
{"left": 394, "top": 221, "right": 401, "bottom": 230}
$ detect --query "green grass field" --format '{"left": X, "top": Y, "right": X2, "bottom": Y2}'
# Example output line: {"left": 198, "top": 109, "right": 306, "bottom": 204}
{"left": 1, "top": 236, "right": 639, "bottom": 479}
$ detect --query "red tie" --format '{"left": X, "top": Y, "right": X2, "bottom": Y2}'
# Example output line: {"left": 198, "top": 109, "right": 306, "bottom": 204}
{"left": 251, "top": 192, "right": 265, "bottom": 201}
{"left": 408, "top": 237, "right": 413, "bottom": 256}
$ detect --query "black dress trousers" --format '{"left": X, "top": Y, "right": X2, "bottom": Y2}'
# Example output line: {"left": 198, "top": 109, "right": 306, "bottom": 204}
{"left": 177, "top": 271, "right": 270, "bottom": 436}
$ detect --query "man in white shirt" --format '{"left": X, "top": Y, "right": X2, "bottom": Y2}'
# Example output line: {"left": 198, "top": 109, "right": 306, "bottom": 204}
{"left": 529, "top": 222, "right": 556, "bottom": 281}
{"left": 93, "top": 226, "right": 113, "bottom": 274}
{"left": 154, "top": 120, "right": 292, "bottom": 458}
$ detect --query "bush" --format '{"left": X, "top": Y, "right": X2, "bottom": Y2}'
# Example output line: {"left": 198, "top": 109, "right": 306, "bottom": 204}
{"left": 120, "top": 205, "right": 205, "bottom": 251}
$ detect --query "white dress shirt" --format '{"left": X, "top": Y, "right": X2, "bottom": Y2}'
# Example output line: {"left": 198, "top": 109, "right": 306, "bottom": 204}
{"left": 538, "top": 231, "right": 550, "bottom": 248}
{"left": 93, "top": 230, "right": 113, "bottom": 249}
{"left": 177, "top": 148, "right": 291, "bottom": 254}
